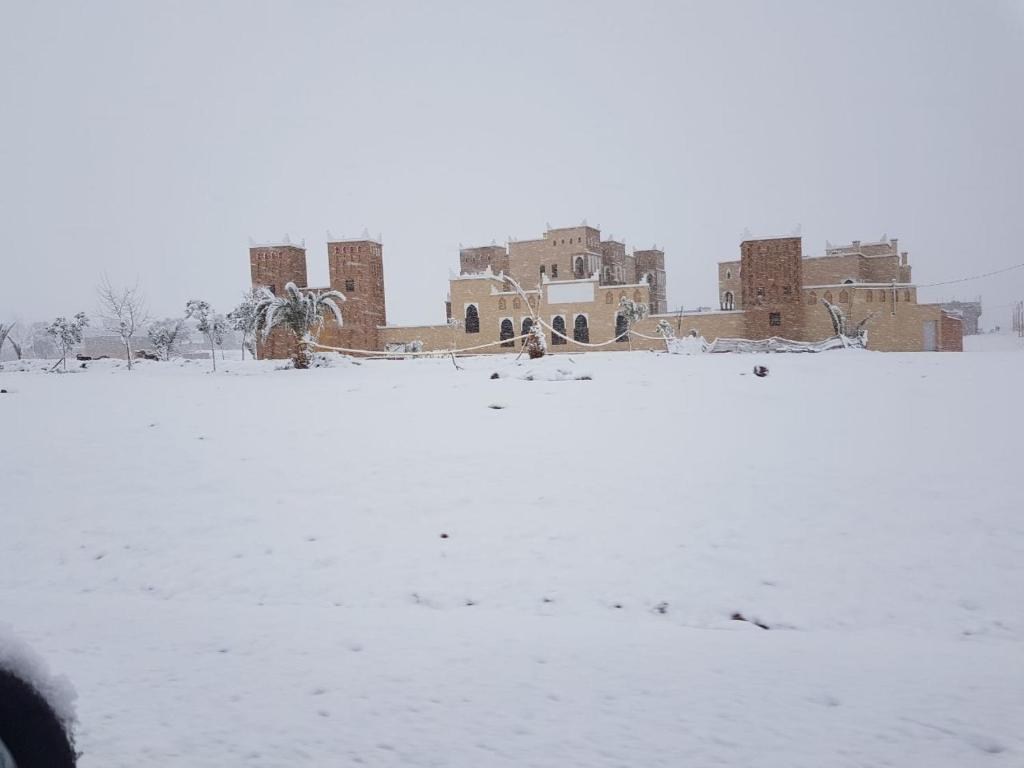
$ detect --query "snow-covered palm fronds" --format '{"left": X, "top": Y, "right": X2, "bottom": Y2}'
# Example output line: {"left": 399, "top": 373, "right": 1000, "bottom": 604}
{"left": 254, "top": 282, "right": 345, "bottom": 368}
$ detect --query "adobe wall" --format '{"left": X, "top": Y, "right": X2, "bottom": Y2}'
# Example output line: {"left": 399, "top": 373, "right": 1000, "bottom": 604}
{"left": 250, "top": 245, "right": 307, "bottom": 296}
{"left": 377, "top": 324, "right": 456, "bottom": 352}
{"left": 507, "top": 226, "right": 602, "bottom": 287}
{"left": 799, "top": 285, "right": 957, "bottom": 351}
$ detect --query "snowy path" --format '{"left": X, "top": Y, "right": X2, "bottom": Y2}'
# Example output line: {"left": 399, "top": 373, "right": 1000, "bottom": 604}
{"left": 2, "top": 340, "right": 1022, "bottom": 766}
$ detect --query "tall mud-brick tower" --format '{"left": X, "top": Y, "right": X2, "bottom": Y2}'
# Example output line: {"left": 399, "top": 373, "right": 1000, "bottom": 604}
{"left": 249, "top": 242, "right": 308, "bottom": 296}
{"left": 249, "top": 242, "right": 309, "bottom": 359}
{"left": 740, "top": 236, "right": 805, "bottom": 339}
{"left": 325, "top": 237, "right": 387, "bottom": 352}
{"left": 634, "top": 248, "right": 667, "bottom": 314}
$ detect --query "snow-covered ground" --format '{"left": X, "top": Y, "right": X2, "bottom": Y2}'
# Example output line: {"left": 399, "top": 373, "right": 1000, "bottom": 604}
{"left": 2, "top": 337, "right": 1022, "bottom": 767}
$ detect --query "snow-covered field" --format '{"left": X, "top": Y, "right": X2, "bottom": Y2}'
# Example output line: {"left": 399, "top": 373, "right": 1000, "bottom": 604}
{"left": 2, "top": 336, "right": 1022, "bottom": 767}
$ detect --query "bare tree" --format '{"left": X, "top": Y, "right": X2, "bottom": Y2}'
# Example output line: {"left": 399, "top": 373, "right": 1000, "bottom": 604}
{"left": 97, "top": 275, "right": 149, "bottom": 370}
{"left": 0, "top": 322, "right": 14, "bottom": 360}
{"left": 7, "top": 320, "right": 36, "bottom": 359}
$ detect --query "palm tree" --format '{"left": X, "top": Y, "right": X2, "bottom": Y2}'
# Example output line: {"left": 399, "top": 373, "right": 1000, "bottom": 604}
{"left": 255, "top": 282, "right": 345, "bottom": 368}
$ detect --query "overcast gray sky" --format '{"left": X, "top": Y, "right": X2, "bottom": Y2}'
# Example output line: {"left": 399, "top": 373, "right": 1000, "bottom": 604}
{"left": 2, "top": 0, "right": 1023, "bottom": 328}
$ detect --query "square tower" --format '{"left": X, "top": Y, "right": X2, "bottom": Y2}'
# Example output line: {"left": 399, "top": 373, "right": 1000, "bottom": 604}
{"left": 635, "top": 249, "right": 667, "bottom": 314}
{"left": 740, "top": 236, "right": 805, "bottom": 339}
{"left": 327, "top": 238, "right": 387, "bottom": 351}
{"left": 249, "top": 243, "right": 308, "bottom": 295}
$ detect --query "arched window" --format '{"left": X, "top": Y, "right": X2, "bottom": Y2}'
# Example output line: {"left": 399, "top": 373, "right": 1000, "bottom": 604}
{"left": 722, "top": 291, "right": 734, "bottom": 310}
{"left": 843, "top": 279, "right": 854, "bottom": 284}
{"left": 465, "top": 304, "right": 479, "bottom": 333}
{"left": 498, "top": 298, "right": 507, "bottom": 310}
{"left": 824, "top": 291, "right": 834, "bottom": 304}
{"left": 866, "top": 290, "right": 873, "bottom": 303}
{"left": 615, "top": 313, "right": 628, "bottom": 342}
{"left": 573, "top": 314, "right": 589, "bottom": 343}
{"left": 513, "top": 298, "right": 521, "bottom": 310}
{"left": 807, "top": 291, "right": 817, "bottom": 306}
{"left": 839, "top": 290, "right": 849, "bottom": 303}
{"left": 499, "top": 318, "right": 515, "bottom": 347}
{"left": 551, "top": 316, "right": 567, "bottom": 345}
{"left": 605, "top": 292, "right": 613, "bottom": 304}
{"left": 521, "top": 317, "right": 533, "bottom": 344}
{"left": 726, "top": 270, "right": 732, "bottom": 280}
{"left": 574, "top": 256, "right": 586, "bottom": 279}
{"left": 904, "top": 290, "right": 911, "bottom": 302}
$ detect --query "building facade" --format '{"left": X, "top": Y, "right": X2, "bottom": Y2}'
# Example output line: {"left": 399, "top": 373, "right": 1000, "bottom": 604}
{"left": 249, "top": 226, "right": 962, "bottom": 358}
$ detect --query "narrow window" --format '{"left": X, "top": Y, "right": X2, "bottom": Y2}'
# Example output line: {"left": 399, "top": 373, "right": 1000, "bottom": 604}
{"left": 824, "top": 291, "right": 833, "bottom": 304}
{"left": 513, "top": 298, "right": 521, "bottom": 310}
{"left": 573, "top": 315, "right": 589, "bottom": 343}
{"left": 500, "top": 319, "right": 514, "bottom": 347}
{"left": 540, "top": 265, "right": 546, "bottom": 276}
{"left": 839, "top": 290, "right": 849, "bottom": 303}
{"left": 615, "top": 313, "right": 628, "bottom": 342}
{"left": 345, "top": 279, "right": 355, "bottom": 292}
{"left": 552, "top": 316, "right": 567, "bottom": 344}
{"left": 574, "top": 256, "right": 585, "bottom": 279}
{"left": 807, "top": 291, "right": 817, "bottom": 306}
{"left": 769, "top": 312, "right": 782, "bottom": 327}
{"left": 904, "top": 290, "right": 911, "bottom": 302}
{"left": 498, "top": 298, "right": 507, "bottom": 310}
{"left": 465, "top": 305, "right": 480, "bottom": 333}
{"left": 723, "top": 291, "right": 734, "bottom": 310}
{"left": 551, "top": 264, "right": 558, "bottom": 278}
{"left": 726, "top": 270, "right": 732, "bottom": 280}
{"left": 605, "top": 292, "right": 613, "bottom": 304}
{"left": 866, "top": 291, "right": 873, "bottom": 303}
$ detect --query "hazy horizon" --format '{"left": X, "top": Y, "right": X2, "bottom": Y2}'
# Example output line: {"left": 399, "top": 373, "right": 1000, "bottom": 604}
{"left": 2, "top": 1, "right": 1022, "bottom": 329}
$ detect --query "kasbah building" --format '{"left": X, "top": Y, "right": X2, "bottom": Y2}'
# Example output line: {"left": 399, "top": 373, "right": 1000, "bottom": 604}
{"left": 249, "top": 223, "right": 963, "bottom": 359}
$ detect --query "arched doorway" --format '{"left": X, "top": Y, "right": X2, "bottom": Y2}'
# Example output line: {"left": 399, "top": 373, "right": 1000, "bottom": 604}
{"left": 574, "top": 256, "right": 586, "bottom": 279}
{"left": 722, "top": 291, "right": 734, "bottom": 310}
{"left": 465, "top": 304, "right": 479, "bottom": 333}
{"left": 499, "top": 318, "right": 514, "bottom": 347}
{"left": 573, "top": 314, "right": 589, "bottom": 343}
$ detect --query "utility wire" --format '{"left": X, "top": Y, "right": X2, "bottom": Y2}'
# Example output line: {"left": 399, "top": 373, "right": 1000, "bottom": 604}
{"left": 917, "top": 262, "right": 1024, "bottom": 288}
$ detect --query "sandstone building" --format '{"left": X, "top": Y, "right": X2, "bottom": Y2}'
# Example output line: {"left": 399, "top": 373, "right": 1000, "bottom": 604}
{"left": 249, "top": 226, "right": 962, "bottom": 357}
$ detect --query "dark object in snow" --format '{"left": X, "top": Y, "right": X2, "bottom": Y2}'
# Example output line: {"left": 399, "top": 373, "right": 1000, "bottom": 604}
{"left": 0, "top": 666, "right": 77, "bottom": 768}
{"left": 464, "top": 599, "right": 476, "bottom": 606}
{"left": 136, "top": 350, "right": 160, "bottom": 361}
{"left": 0, "top": 389, "right": 7, "bottom": 394}
{"left": 79, "top": 363, "right": 87, "bottom": 369}
{"left": 487, "top": 403, "right": 505, "bottom": 410}
{"left": 490, "top": 372, "right": 500, "bottom": 379}
{"left": 753, "top": 365, "right": 769, "bottom": 377}
{"left": 654, "top": 602, "right": 669, "bottom": 615}
{"left": 612, "top": 603, "right": 623, "bottom": 609}
{"left": 440, "top": 533, "right": 449, "bottom": 539}
{"left": 731, "top": 611, "right": 770, "bottom": 630}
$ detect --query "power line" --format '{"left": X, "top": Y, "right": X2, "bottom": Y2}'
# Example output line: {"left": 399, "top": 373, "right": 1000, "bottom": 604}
{"left": 918, "top": 261, "right": 1024, "bottom": 288}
